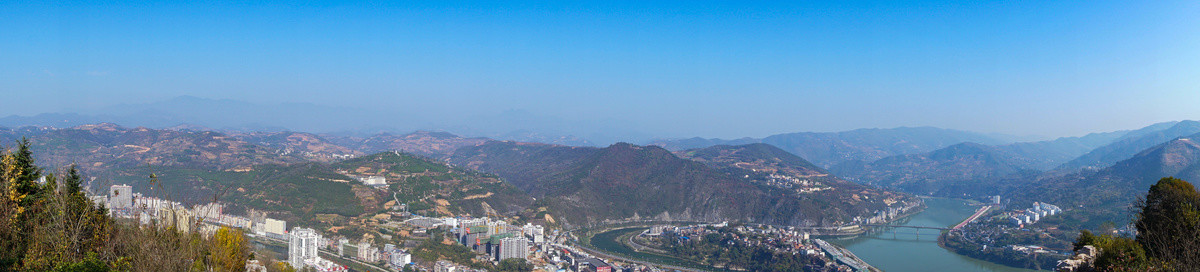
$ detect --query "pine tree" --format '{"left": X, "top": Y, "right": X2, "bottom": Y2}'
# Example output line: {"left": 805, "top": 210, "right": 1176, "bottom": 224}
{"left": 7, "top": 138, "right": 43, "bottom": 211}
{"left": 64, "top": 166, "right": 83, "bottom": 198}
{"left": 14, "top": 138, "right": 41, "bottom": 185}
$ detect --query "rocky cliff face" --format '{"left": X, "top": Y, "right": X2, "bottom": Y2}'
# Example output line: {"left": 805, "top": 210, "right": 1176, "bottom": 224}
{"left": 1056, "top": 245, "right": 1099, "bottom": 272}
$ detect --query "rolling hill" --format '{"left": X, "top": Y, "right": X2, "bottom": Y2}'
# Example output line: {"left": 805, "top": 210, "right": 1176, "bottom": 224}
{"left": 94, "top": 151, "right": 534, "bottom": 227}
{"left": 993, "top": 130, "right": 1128, "bottom": 171}
{"left": 1010, "top": 132, "right": 1200, "bottom": 229}
{"left": 1057, "top": 120, "right": 1200, "bottom": 171}
{"left": 232, "top": 131, "right": 363, "bottom": 162}
{"left": 831, "top": 142, "right": 1039, "bottom": 197}
{"left": 0, "top": 123, "right": 530, "bottom": 227}
{"left": 677, "top": 143, "right": 829, "bottom": 178}
{"left": 651, "top": 127, "right": 1008, "bottom": 168}
{"left": 332, "top": 131, "right": 489, "bottom": 157}
{"left": 26, "top": 123, "right": 303, "bottom": 171}
{"left": 449, "top": 141, "right": 914, "bottom": 227}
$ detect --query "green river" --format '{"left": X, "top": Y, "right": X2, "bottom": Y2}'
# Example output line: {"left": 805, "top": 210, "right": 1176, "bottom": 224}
{"left": 590, "top": 198, "right": 1043, "bottom": 271}
{"left": 828, "top": 198, "right": 1039, "bottom": 271}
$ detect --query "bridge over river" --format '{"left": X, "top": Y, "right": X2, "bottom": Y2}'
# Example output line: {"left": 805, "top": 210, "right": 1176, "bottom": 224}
{"left": 858, "top": 204, "right": 993, "bottom": 238}
{"left": 828, "top": 198, "right": 1035, "bottom": 272}
{"left": 859, "top": 224, "right": 949, "bottom": 231}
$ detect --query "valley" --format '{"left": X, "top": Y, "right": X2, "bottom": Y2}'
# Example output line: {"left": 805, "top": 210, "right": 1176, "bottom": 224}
{"left": 3, "top": 120, "right": 1199, "bottom": 271}
{"left": 7, "top": 3, "right": 1196, "bottom": 271}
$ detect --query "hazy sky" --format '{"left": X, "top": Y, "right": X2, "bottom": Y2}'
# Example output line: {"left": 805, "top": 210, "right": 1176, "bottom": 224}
{"left": 2, "top": 1, "right": 1198, "bottom": 139}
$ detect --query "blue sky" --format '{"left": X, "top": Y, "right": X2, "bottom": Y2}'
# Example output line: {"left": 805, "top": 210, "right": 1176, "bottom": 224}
{"left": 1, "top": 1, "right": 1198, "bottom": 139}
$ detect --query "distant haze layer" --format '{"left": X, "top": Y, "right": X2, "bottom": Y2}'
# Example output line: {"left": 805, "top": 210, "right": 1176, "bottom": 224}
{"left": 1, "top": 2, "right": 1198, "bottom": 139}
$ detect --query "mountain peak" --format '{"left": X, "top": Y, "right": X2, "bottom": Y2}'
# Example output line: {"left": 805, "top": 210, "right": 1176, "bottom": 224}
{"left": 1059, "top": 120, "right": 1200, "bottom": 170}
{"left": 1105, "top": 133, "right": 1200, "bottom": 184}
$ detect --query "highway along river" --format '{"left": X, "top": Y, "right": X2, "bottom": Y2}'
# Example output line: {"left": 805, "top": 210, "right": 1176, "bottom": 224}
{"left": 829, "top": 198, "right": 1038, "bottom": 271}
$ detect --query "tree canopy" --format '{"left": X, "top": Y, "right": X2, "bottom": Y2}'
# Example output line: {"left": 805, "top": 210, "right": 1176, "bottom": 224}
{"left": 1073, "top": 177, "right": 1200, "bottom": 271}
{"left": 0, "top": 140, "right": 255, "bottom": 271}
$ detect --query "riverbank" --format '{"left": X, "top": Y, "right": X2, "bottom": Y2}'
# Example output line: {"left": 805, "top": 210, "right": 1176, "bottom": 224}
{"left": 577, "top": 203, "right": 928, "bottom": 271}
{"left": 829, "top": 198, "right": 1037, "bottom": 271}
{"left": 583, "top": 227, "right": 731, "bottom": 272}
{"left": 939, "top": 229, "right": 1061, "bottom": 271}
{"left": 814, "top": 239, "right": 881, "bottom": 272}
{"left": 571, "top": 236, "right": 712, "bottom": 272}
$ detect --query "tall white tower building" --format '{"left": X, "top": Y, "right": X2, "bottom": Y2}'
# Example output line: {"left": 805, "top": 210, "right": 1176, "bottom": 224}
{"left": 288, "top": 227, "right": 322, "bottom": 269}
{"left": 498, "top": 237, "right": 528, "bottom": 261}
{"left": 109, "top": 184, "right": 133, "bottom": 210}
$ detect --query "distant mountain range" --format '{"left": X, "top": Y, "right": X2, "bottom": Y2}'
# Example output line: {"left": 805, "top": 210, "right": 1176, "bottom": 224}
{"left": 0, "top": 96, "right": 397, "bottom": 133}
{"left": 1056, "top": 120, "right": 1200, "bottom": 171}
{"left": 677, "top": 143, "right": 829, "bottom": 178}
{"left": 650, "top": 127, "right": 1013, "bottom": 168}
{"left": 0, "top": 96, "right": 633, "bottom": 146}
{"left": 831, "top": 142, "right": 1040, "bottom": 197}
{"left": 822, "top": 121, "right": 1193, "bottom": 198}
{"left": 0, "top": 122, "right": 537, "bottom": 225}
{"left": 448, "top": 141, "right": 911, "bottom": 227}
{"left": 3, "top": 123, "right": 907, "bottom": 228}
{"left": 992, "top": 130, "right": 1129, "bottom": 170}
{"left": 23, "top": 123, "right": 304, "bottom": 171}
{"left": 4, "top": 119, "right": 1200, "bottom": 231}
{"left": 1009, "top": 132, "right": 1200, "bottom": 229}
{"left": 328, "top": 131, "right": 489, "bottom": 157}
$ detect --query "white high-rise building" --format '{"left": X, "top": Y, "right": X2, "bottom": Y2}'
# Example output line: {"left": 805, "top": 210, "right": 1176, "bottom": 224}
{"left": 289, "top": 228, "right": 322, "bottom": 269}
{"left": 498, "top": 237, "right": 528, "bottom": 261}
{"left": 263, "top": 218, "right": 287, "bottom": 239}
{"left": 358, "top": 243, "right": 380, "bottom": 263}
{"left": 109, "top": 184, "right": 133, "bottom": 210}
{"left": 459, "top": 218, "right": 486, "bottom": 229}
{"left": 522, "top": 223, "right": 544, "bottom": 244}
{"left": 389, "top": 251, "right": 412, "bottom": 268}
{"left": 338, "top": 238, "right": 349, "bottom": 256}
{"left": 193, "top": 203, "right": 223, "bottom": 221}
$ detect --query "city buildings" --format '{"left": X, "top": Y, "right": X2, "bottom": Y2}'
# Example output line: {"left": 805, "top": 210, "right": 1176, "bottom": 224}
{"left": 358, "top": 242, "right": 379, "bottom": 262}
{"left": 1008, "top": 202, "right": 1063, "bottom": 226}
{"left": 109, "top": 184, "right": 133, "bottom": 211}
{"left": 194, "top": 203, "right": 223, "bottom": 221}
{"left": 289, "top": 228, "right": 322, "bottom": 269}
{"left": 522, "top": 223, "right": 545, "bottom": 243}
{"left": 337, "top": 238, "right": 350, "bottom": 256}
{"left": 459, "top": 218, "right": 486, "bottom": 229}
{"left": 303, "top": 257, "right": 349, "bottom": 272}
{"left": 389, "top": 250, "right": 412, "bottom": 269}
{"left": 497, "top": 236, "right": 528, "bottom": 261}
{"left": 89, "top": 195, "right": 108, "bottom": 209}
{"left": 434, "top": 260, "right": 459, "bottom": 272}
{"left": 578, "top": 258, "right": 612, "bottom": 272}
{"left": 263, "top": 218, "right": 288, "bottom": 240}
{"left": 156, "top": 205, "right": 193, "bottom": 233}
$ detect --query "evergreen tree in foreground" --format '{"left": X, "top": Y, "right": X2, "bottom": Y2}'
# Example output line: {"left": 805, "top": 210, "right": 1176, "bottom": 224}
{"left": 0, "top": 140, "right": 254, "bottom": 272}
